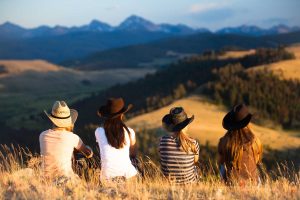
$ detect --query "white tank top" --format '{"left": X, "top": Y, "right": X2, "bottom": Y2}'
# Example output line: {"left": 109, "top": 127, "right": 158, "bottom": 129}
{"left": 95, "top": 127, "right": 137, "bottom": 180}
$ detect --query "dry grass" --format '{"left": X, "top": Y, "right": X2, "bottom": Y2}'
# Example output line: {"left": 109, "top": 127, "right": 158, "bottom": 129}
{"left": 0, "top": 60, "right": 64, "bottom": 78}
{"left": 248, "top": 44, "right": 300, "bottom": 81}
{"left": 218, "top": 50, "right": 256, "bottom": 60}
{"left": 0, "top": 145, "right": 299, "bottom": 200}
{"left": 128, "top": 95, "right": 300, "bottom": 150}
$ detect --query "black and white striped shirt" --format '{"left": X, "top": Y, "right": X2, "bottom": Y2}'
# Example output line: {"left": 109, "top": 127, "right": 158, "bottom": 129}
{"left": 159, "top": 135, "right": 200, "bottom": 184}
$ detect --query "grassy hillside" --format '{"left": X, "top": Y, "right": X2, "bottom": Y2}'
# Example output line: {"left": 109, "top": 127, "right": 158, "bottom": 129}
{"left": 248, "top": 44, "right": 300, "bottom": 81}
{"left": 71, "top": 47, "right": 297, "bottom": 129}
{"left": 0, "top": 60, "right": 154, "bottom": 129}
{"left": 128, "top": 95, "right": 300, "bottom": 150}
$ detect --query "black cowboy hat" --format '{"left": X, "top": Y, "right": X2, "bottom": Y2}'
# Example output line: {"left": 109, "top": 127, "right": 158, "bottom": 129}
{"left": 97, "top": 98, "right": 132, "bottom": 119}
{"left": 162, "top": 107, "right": 194, "bottom": 132}
{"left": 222, "top": 104, "right": 252, "bottom": 131}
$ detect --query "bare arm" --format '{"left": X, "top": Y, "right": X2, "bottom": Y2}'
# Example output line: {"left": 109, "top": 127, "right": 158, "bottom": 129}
{"left": 217, "top": 139, "right": 225, "bottom": 165}
{"left": 129, "top": 131, "right": 137, "bottom": 159}
{"left": 194, "top": 140, "right": 200, "bottom": 164}
{"left": 76, "top": 143, "right": 93, "bottom": 158}
{"left": 194, "top": 154, "right": 199, "bottom": 164}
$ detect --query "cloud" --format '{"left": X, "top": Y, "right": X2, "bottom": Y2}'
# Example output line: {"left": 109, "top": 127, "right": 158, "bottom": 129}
{"left": 189, "top": 3, "right": 221, "bottom": 14}
{"left": 262, "top": 18, "right": 290, "bottom": 26}
{"left": 188, "top": 1, "right": 230, "bottom": 14}
{"left": 189, "top": 7, "right": 235, "bottom": 22}
{"left": 187, "top": 1, "right": 235, "bottom": 22}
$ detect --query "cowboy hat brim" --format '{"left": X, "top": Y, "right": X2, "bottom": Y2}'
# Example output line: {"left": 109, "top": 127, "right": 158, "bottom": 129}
{"left": 44, "top": 109, "right": 78, "bottom": 128}
{"left": 162, "top": 114, "right": 194, "bottom": 132}
{"left": 97, "top": 104, "right": 133, "bottom": 119}
{"left": 222, "top": 111, "right": 252, "bottom": 131}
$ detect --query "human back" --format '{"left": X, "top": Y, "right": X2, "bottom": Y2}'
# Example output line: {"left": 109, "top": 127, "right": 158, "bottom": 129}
{"left": 40, "top": 101, "right": 93, "bottom": 179}
{"left": 218, "top": 127, "right": 262, "bottom": 183}
{"left": 95, "top": 126, "right": 137, "bottom": 179}
{"left": 95, "top": 98, "right": 137, "bottom": 180}
{"left": 40, "top": 128, "right": 82, "bottom": 177}
{"left": 159, "top": 107, "right": 200, "bottom": 184}
{"left": 218, "top": 104, "right": 263, "bottom": 184}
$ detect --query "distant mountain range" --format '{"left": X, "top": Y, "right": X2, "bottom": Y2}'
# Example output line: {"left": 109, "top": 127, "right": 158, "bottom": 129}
{"left": 1, "top": 15, "right": 299, "bottom": 39}
{"left": 0, "top": 15, "right": 300, "bottom": 63}
{"left": 0, "top": 15, "right": 208, "bottom": 39}
{"left": 64, "top": 31, "right": 300, "bottom": 70}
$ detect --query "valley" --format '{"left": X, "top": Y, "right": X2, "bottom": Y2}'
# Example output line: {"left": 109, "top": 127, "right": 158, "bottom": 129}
{"left": 0, "top": 60, "right": 154, "bottom": 128}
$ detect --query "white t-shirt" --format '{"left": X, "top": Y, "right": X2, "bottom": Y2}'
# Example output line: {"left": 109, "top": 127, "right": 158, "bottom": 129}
{"left": 95, "top": 127, "right": 137, "bottom": 180}
{"left": 39, "top": 129, "right": 83, "bottom": 177}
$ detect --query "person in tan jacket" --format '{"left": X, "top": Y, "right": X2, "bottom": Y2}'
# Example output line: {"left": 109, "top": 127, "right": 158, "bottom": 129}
{"left": 218, "top": 104, "right": 263, "bottom": 185}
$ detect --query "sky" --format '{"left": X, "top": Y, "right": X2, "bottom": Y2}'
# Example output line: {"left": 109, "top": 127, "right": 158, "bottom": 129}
{"left": 0, "top": 0, "right": 299, "bottom": 31}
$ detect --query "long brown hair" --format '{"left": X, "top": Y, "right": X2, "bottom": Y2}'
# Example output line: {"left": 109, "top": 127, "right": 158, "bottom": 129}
{"left": 175, "top": 131, "right": 197, "bottom": 154}
{"left": 223, "top": 126, "right": 255, "bottom": 169}
{"left": 103, "top": 115, "right": 129, "bottom": 149}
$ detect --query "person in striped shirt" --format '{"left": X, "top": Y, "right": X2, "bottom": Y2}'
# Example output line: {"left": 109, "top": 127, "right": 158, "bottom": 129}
{"left": 159, "top": 107, "right": 200, "bottom": 184}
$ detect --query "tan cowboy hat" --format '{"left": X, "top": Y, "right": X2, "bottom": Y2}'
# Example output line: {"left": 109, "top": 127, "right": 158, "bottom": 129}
{"left": 44, "top": 101, "right": 78, "bottom": 128}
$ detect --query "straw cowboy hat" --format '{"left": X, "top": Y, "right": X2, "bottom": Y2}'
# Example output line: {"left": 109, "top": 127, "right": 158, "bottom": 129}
{"left": 162, "top": 107, "right": 194, "bottom": 132}
{"left": 222, "top": 104, "right": 252, "bottom": 131}
{"left": 44, "top": 101, "right": 78, "bottom": 128}
{"left": 97, "top": 98, "right": 132, "bottom": 119}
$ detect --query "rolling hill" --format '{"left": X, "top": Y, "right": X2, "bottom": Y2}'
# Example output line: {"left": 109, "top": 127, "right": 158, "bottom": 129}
{"left": 248, "top": 44, "right": 300, "bottom": 81}
{"left": 127, "top": 95, "right": 300, "bottom": 150}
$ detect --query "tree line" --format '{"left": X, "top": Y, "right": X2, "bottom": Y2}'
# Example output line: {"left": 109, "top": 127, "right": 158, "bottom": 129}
{"left": 74, "top": 47, "right": 297, "bottom": 129}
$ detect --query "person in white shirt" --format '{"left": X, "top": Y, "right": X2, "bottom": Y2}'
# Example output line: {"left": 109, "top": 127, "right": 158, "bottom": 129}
{"left": 95, "top": 98, "right": 138, "bottom": 181}
{"left": 40, "top": 101, "right": 93, "bottom": 179}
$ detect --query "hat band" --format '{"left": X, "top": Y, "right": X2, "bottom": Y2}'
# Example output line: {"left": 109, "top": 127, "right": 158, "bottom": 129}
{"left": 51, "top": 113, "right": 71, "bottom": 119}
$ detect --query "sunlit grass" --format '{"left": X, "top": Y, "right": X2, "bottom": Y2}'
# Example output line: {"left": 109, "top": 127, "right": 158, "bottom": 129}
{"left": 0, "top": 144, "right": 299, "bottom": 199}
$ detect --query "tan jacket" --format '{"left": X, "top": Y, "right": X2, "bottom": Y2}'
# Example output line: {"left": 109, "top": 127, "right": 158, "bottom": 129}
{"left": 218, "top": 135, "right": 263, "bottom": 183}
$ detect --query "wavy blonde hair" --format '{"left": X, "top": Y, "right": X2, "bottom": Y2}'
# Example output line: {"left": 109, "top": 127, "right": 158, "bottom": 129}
{"left": 175, "top": 131, "right": 197, "bottom": 154}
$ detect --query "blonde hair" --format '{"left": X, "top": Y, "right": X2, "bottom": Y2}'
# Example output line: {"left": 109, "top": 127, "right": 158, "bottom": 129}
{"left": 223, "top": 126, "right": 255, "bottom": 169}
{"left": 175, "top": 131, "right": 197, "bottom": 154}
{"left": 52, "top": 125, "right": 74, "bottom": 132}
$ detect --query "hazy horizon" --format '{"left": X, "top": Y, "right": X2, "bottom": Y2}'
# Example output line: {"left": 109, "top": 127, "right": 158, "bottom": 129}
{"left": 0, "top": 0, "right": 299, "bottom": 31}
{"left": 1, "top": 13, "right": 299, "bottom": 32}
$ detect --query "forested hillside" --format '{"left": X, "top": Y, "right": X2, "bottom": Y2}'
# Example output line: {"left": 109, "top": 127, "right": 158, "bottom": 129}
{"left": 73, "top": 47, "right": 298, "bottom": 128}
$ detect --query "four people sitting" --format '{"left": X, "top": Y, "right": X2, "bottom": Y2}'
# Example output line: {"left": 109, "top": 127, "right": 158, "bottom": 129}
{"left": 40, "top": 99, "right": 262, "bottom": 185}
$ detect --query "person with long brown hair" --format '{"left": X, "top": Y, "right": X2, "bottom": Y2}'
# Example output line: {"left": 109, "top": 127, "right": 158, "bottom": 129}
{"left": 159, "top": 107, "right": 200, "bottom": 184}
{"left": 95, "top": 98, "right": 138, "bottom": 181}
{"left": 218, "top": 104, "right": 263, "bottom": 185}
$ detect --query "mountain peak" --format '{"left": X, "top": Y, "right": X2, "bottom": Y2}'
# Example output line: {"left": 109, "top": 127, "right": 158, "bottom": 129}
{"left": 124, "top": 15, "right": 149, "bottom": 22}
{"left": 88, "top": 19, "right": 111, "bottom": 31}
{"left": 118, "top": 15, "right": 159, "bottom": 31}
{"left": 1, "top": 21, "right": 23, "bottom": 29}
